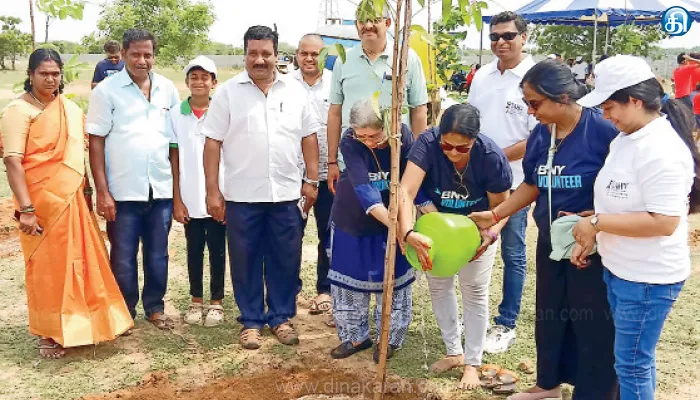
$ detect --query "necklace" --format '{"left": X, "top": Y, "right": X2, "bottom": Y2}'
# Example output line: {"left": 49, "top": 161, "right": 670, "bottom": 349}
{"left": 452, "top": 159, "right": 470, "bottom": 196}
{"left": 29, "top": 91, "right": 47, "bottom": 108}
{"left": 553, "top": 107, "right": 582, "bottom": 153}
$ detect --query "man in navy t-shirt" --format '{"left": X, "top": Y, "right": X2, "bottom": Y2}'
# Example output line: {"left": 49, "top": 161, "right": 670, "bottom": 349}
{"left": 91, "top": 40, "right": 125, "bottom": 89}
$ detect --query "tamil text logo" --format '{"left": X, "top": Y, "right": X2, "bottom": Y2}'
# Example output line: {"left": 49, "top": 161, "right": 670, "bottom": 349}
{"left": 662, "top": 6, "right": 692, "bottom": 36}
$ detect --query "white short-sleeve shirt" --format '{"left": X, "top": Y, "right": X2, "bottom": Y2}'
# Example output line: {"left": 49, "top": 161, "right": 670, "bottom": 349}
{"left": 291, "top": 69, "right": 331, "bottom": 181}
{"left": 594, "top": 116, "right": 694, "bottom": 284}
{"left": 168, "top": 99, "right": 225, "bottom": 219}
{"left": 467, "top": 55, "right": 538, "bottom": 189}
{"left": 202, "top": 71, "right": 320, "bottom": 203}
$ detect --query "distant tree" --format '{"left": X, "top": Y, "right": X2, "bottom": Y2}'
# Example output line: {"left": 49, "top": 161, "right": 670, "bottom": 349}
{"left": 36, "top": 0, "right": 85, "bottom": 43}
{"left": 278, "top": 41, "right": 297, "bottom": 56}
{"left": 205, "top": 41, "right": 237, "bottom": 55}
{"left": 48, "top": 40, "right": 84, "bottom": 54}
{"left": 0, "top": 16, "right": 33, "bottom": 70}
{"left": 531, "top": 24, "right": 667, "bottom": 60}
{"left": 80, "top": 32, "right": 105, "bottom": 54}
{"left": 94, "top": 0, "right": 215, "bottom": 65}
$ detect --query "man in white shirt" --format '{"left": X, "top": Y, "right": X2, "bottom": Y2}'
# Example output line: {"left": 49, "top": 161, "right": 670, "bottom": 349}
{"left": 292, "top": 34, "right": 334, "bottom": 316}
{"left": 571, "top": 56, "right": 589, "bottom": 83}
{"left": 467, "top": 11, "right": 537, "bottom": 354}
{"left": 87, "top": 29, "right": 180, "bottom": 330}
{"left": 202, "top": 26, "right": 320, "bottom": 350}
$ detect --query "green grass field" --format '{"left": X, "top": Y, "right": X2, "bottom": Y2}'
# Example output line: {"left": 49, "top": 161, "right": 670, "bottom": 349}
{"left": 0, "top": 62, "right": 698, "bottom": 400}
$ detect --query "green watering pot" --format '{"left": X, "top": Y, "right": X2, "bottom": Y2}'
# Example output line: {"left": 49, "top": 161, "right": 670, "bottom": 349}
{"left": 406, "top": 212, "right": 482, "bottom": 277}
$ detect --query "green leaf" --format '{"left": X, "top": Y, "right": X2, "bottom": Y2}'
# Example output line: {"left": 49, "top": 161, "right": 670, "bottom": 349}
{"left": 317, "top": 46, "right": 329, "bottom": 72}
{"left": 371, "top": 91, "right": 381, "bottom": 120}
{"left": 373, "top": 0, "right": 386, "bottom": 17}
{"left": 411, "top": 25, "right": 436, "bottom": 46}
{"left": 58, "top": 8, "right": 68, "bottom": 19}
{"left": 334, "top": 43, "right": 346, "bottom": 63}
{"left": 442, "top": 0, "right": 452, "bottom": 24}
{"left": 401, "top": 106, "right": 409, "bottom": 115}
{"left": 457, "top": 0, "right": 471, "bottom": 25}
{"left": 472, "top": 1, "right": 483, "bottom": 31}
{"left": 417, "top": 0, "right": 425, "bottom": 7}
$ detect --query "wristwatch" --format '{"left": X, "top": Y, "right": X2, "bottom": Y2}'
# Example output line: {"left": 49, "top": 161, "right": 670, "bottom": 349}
{"left": 590, "top": 214, "right": 601, "bottom": 232}
{"left": 303, "top": 177, "right": 320, "bottom": 188}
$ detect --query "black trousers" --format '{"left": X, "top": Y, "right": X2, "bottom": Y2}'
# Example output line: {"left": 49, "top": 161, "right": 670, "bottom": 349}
{"left": 300, "top": 181, "right": 333, "bottom": 295}
{"left": 184, "top": 217, "right": 227, "bottom": 300}
{"left": 535, "top": 234, "right": 619, "bottom": 400}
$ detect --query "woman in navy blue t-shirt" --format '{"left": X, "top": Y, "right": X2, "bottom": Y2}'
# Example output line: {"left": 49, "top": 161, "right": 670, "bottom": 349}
{"left": 398, "top": 104, "right": 513, "bottom": 390}
{"left": 327, "top": 99, "right": 416, "bottom": 362}
{"left": 471, "top": 59, "right": 620, "bottom": 400}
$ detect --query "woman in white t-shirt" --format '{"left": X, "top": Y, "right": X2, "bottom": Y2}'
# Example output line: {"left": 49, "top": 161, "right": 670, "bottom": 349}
{"left": 573, "top": 55, "right": 700, "bottom": 400}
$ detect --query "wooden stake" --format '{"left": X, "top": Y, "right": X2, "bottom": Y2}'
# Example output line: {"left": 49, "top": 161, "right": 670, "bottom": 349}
{"left": 374, "top": 0, "right": 412, "bottom": 398}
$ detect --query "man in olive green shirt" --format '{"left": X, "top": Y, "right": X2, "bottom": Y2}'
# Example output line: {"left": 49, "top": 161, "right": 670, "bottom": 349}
{"left": 326, "top": 3, "right": 428, "bottom": 192}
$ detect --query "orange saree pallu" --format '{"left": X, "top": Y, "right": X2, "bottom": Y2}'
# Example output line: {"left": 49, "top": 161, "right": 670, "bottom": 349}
{"left": 17, "top": 96, "right": 133, "bottom": 347}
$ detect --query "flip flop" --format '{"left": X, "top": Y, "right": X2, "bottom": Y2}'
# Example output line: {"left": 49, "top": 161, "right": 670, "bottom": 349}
{"left": 493, "top": 383, "right": 517, "bottom": 395}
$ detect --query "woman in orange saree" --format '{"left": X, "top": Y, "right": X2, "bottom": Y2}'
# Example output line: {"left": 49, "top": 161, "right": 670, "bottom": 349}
{"left": 0, "top": 48, "right": 133, "bottom": 359}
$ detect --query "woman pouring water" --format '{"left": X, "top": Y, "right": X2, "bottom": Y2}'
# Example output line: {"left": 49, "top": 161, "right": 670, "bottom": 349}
{"left": 470, "top": 59, "right": 620, "bottom": 400}
{"left": 398, "top": 103, "right": 512, "bottom": 390}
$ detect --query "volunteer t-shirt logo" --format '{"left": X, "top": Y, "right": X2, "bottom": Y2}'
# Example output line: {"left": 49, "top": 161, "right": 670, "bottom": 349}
{"left": 605, "top": 179, "right": 629, "bottom": 199}
{"left": 505, "top": 101, "right": 524, "bottom": 115}
{"left": 368, "top": 171, "right": 390, "bottom": 191}
{"left": 435, "top": 188, "right": 482, "bottom": 209}
{"left": 536, "top": 165, "right": 583, "bottom": 189}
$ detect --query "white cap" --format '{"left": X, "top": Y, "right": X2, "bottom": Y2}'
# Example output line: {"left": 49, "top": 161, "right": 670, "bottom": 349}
{"left": 575, "top": 55, "right": 583, "bottom": 62}
{"left": 577, "top": 55, "right": 656, "bottom": 108}
{"left": 547, "top": 54, "right": 557, "bottom": 59}
{"left": 183, "top": 55, "right": 217, "bottom": 77}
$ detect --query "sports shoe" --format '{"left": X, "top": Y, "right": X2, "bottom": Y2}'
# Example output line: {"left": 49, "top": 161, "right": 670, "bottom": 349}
{"left": 183, "top": 303, "right": 204, "bottom": 325}
{"left": 203, "top": 304, "right": 224, "bottom": 327}
{"left": 484, "top": 325, "right": 516, "bottom": 354}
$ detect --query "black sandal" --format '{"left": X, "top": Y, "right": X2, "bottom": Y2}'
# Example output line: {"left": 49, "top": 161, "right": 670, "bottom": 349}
{"left": 330, "top": 339, "right": 372, "bottom": 359}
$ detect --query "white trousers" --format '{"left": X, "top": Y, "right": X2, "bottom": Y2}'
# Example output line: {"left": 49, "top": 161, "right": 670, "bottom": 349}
{"left": 426, "top": 239, "right": 498, "bottom": 366}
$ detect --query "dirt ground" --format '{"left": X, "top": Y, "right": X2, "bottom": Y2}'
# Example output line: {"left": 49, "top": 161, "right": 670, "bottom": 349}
{"left": 0, "top": 195, "right": 698, "bottom": 400}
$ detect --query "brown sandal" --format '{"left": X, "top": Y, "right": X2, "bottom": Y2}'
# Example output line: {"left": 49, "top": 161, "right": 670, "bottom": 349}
{"left": 272, "top": 321, "right": 299, "bottom": 345}
{"left": 240, "top": 328, "right": 263, "bottom": 350}
{"left": 148, "top": 313, "right": 175, "bottom": 330}
{"left": 38, "top": 338, "right": 65, "bottom": 359}
{"left": 309, "top": 294, "right": 333, "bottom": 315}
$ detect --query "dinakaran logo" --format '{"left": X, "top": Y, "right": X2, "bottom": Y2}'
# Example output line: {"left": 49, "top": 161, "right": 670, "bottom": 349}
{"left": 662, "top": 6, "right": 692, "bottom": 36}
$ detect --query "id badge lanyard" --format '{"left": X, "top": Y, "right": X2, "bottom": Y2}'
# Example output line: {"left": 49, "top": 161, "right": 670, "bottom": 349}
{"left": 546, "top": 124, "right": 557, "bottom": 229}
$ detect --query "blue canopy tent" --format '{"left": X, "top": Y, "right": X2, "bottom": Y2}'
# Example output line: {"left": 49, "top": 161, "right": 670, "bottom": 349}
{"left": 482, "top": 0, "right": 700, "bottom": 64}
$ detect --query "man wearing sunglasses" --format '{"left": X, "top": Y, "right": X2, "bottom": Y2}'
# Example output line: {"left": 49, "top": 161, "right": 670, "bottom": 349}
{"left": 91, "top": 40, "right": 124, "bottom": 90}
{"left": 326, "top": 2, "right": 428, "bottom": 195}
{"left": 467, "top": 11, "right": 537, "bottom": 355}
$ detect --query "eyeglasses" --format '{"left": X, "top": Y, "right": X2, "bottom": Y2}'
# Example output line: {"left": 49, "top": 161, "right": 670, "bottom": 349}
{"left": 522, "top": 97, "right": 548, "bottom": 111}
{"left": 298, "top": 51, "right": 320, "bottom": 59}
{"left": 440, "top": 141, "right": 473, "bottom": 154}
{"left": 489, "top": 32, "right": 521, "bottom": 42}
{"left": 350, "top": 132, "right": 387, "bottom": 146}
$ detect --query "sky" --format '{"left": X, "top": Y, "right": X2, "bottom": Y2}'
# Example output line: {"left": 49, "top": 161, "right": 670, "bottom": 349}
{"left": 2, "top": 0, "right": 698, "bottom": 50}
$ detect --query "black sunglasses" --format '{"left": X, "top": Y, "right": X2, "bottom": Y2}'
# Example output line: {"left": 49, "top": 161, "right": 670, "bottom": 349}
{"left": 489, "top": 32, "right": 521, "bottom": 42}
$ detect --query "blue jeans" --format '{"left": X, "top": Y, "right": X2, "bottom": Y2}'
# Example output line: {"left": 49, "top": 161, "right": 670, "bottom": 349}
{"left": 226, "top": 201, "right": 303, "bottom": 329}
{"left": 494, "top": 205, "right": 529, "bottom": 329}
{"left": 107, "top": 199, "right": 173, "bottom": 319}
{"left": 604, "top": 269, "right": 684, "bottom": 400}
